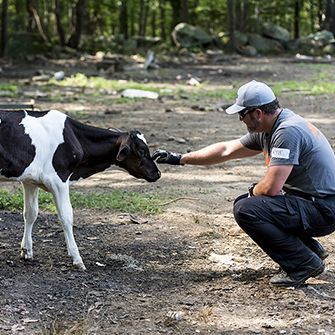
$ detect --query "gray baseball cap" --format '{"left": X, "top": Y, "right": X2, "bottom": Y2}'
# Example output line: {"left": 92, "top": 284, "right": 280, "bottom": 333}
{"left": 225, "top": 80, "right": 276, "bottom": 114}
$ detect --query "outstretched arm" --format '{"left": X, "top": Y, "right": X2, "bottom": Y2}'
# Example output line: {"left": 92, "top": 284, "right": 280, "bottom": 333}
{"left": 153, "top": 139, "right": 259, "bottom": 166}
{"left": 181, "top": 139, "right": 259, "bottom": 165}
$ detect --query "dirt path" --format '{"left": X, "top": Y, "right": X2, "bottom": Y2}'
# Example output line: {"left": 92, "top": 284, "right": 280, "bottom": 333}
{"left": 0, "top": 56, "right": 335, "bottom": 334}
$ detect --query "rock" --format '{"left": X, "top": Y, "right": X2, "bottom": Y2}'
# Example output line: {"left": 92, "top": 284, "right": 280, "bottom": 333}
{"left": 121, "top": 89, "right": 159, "bottom": 99}
{"left": 247, "top": 33, "right": 284, "bottom": 54}
{"left": 233, "top": 30, "right": 249, "bottom": 47}
{"left": 143, "top": 50, "right": 158, "bottom": 70}
{"left": 236, "top": 44, "right": 258, "bottom": 57}
{"left": 187, "top": 77, "right": 201, "bottom": 86}
{"left": 172, "top": 22, "right": 213, "bottom": 48}
{"left": 323, "top": 44, "right": 335, "bottom": 54}
{"left": 261, "top": 23, "right": 290, "bottom": 42}
{"left": 298, "top": 30, "right": 335, "bottom": 55}
{"left": 54, "top": 71, "right": 65, "bottom": 81}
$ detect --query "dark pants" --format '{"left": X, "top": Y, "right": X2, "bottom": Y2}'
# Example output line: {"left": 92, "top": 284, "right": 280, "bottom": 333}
{"left": 233, "top": 194, "right": 335, "bottom": 274}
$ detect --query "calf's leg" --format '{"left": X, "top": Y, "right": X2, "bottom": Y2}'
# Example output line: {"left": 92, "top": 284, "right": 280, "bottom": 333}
{"left": 21, "top": 183, "right": 39, "bottom": 260}
{"left": 51, "top": 183, "right": 86, "bottom": 270}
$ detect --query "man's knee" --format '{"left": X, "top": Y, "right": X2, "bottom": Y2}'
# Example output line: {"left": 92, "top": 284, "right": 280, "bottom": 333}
{"left": 233, "top": 196, "right": 261, "bottom": 229}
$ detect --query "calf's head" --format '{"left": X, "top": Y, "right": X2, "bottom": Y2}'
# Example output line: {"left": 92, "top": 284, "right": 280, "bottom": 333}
{"left": 116, "top": 130, "right": 161, "bottom": 182}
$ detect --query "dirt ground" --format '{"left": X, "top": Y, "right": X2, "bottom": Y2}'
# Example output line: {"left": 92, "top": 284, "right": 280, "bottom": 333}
{"left": 1, "top": 55, "right": 335, "bottom": 335}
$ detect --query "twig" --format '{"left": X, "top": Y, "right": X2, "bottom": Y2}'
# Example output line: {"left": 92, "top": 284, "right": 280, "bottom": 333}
{"left": 307, "top": 286, "right": 335, "bottom": 300}
{"left": 158, "top": 197, "right": 199, "bottom": 206}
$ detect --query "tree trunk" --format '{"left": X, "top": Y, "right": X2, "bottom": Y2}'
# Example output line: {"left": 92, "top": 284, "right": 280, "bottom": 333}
{"left": 55, "top": 0, "right": 65, "bottom": 46}
{"left": 169, "top": 0, "right": 181, "bottom": 28}
{"left": 119, "top": 0, "right": 128, "bottom": 39}
{"left": 0, "top": 0, "right": 8, "bottom": 57}
{"left": 151, "top": 6, "right": 156, "bottom": 37}
{"left": 159, "top": 0, "right": 166, "bottom": 40}
{"left": 310, "top": 0, "right": 315, "bottom": 33}
{"left": 138, "top": 0, "right": 144, "bottom": 35}
{"left": 227, "top": 0, "right": 236, "bottom": 51}
{"left": 68, "top": 0, "right": 86, "bottom": 49}
{"left": 130, "top": 1, "right": 135, "bottom": 36}
{"left": 142, "top": 0, "right": 150, "bottom": 36}
{"left": 318, "top": 0, "right": 325, "bottom": 29}
{"left": 181, "top": 0, "right": 189, "bottom": 23}
{"left": 240, "top": 0, "right": 249, "bottom": 32}
{"left": 325, "top": 0, "right": 335, "bottom": 35}
{"left": 26, "top": 0, "right": 49, "bottom": 42}
{"left": 294, "top": 0, "right": 301, "bottom": 39}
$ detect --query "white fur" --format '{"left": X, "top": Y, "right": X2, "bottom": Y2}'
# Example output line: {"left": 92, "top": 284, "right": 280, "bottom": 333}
{"left": 19, "top": 110, "right": 85, "bottom": 270}
{"left": 136, "top": 133, "right": 147, "bottom": 144}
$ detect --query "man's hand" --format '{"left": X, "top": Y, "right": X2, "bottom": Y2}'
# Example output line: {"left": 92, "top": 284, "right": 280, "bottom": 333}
{"left": 248, "top": 183, "right": 257, "bottom": 197}
{"left": 152, "top": 149, "right": 183, "bottom": 165}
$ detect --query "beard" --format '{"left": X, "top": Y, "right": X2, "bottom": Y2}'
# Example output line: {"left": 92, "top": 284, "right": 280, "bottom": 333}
{"left": 247, "top": 116, "right": 261, "bottom": 133}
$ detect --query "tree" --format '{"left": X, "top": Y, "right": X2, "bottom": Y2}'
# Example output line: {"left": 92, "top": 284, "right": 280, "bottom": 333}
{"left": 55, "top": 0, "right": 66, "bottom": 46}
{"left": 159, "top": 0, "right": 166, "bottom": 40}
{"left": 325, "top": 0, "right": 335, "bottom": 35}
{"left": 68, "top": 0, "right": 87, "bottom": 49}
{"left": 26, "top": 0, "right": 49, "bottom": 42}
{"left": 0, "top": 0, "right": 8, "bottom": 57}
{"left": 181, "top": 0, "right": 189, "bottom": 22}
{"left": 227, "top": 0, "right": 236, "bottom": 51}
{"left": 294, "top": 0, "right": 302, "bottom": 39}
{"left": 119, "top": 0, "right": 128, "bottom": 39}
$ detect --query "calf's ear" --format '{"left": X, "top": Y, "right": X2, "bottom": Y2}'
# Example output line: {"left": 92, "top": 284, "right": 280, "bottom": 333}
{"left": 117, "top": 145, "right": 130, "bottom": 162}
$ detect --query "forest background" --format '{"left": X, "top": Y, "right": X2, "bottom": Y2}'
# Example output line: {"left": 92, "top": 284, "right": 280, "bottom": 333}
{"left": 1, "top": 0, "right": 335, "bottom": 58}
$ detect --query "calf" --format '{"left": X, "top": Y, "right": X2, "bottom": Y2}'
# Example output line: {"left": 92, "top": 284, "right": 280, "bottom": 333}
{"left": 0, "top": 109, "right": 160, "bottom": 270}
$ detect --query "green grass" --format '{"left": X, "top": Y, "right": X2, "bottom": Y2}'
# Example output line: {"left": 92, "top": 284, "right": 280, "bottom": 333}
{"left": 49, "top": 73, "right": 161, "bottom": 92}
{"left": 0, "top": 189, "right": 166, "bottom": 215}
{"left": 0, "top": 83, "right": 18, "bottom": 97}
{"left": 273, "top": 81, "right": 335, "bottom": 95}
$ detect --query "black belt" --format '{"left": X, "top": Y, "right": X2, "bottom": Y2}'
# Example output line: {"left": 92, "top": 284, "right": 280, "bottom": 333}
{"left": 286, "top": 190, "right": 335, "bottom": 201}
{"left": 285, "top": 190, "right": 317, "bottom": 201}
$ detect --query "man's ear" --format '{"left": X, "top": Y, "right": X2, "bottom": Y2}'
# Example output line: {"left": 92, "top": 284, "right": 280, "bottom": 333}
{"left": 117, "top": 145, "right": 130, "bottom": 162}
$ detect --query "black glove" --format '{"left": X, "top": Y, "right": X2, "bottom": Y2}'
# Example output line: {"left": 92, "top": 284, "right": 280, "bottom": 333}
{"left": 248, "top": 183, "right": 257, "bottom": 197}
{"left": 152, "top": 149, "right": 183, "bottom": 165}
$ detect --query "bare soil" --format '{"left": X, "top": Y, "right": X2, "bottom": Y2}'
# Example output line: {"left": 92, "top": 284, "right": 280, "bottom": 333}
{"left": 1, "top": 55, "right": 335, "bottom": 334}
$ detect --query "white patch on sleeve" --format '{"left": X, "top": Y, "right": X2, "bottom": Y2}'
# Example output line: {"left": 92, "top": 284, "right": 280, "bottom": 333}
{"left": 136, "top": 133, "right": 147, "bottom": 144}
{"left": 271, "top": 147, "right": 290, "bottom": 159}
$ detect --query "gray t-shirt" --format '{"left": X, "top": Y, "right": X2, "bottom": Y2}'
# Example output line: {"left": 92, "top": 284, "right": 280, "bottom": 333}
{"left": 240, "top": 108, "right": 335, "bottom": 197}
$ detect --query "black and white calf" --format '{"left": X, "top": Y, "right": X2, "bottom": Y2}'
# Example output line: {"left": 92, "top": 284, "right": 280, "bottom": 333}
{"left": 0, "top": 109, "right": 160, "bottom": 270}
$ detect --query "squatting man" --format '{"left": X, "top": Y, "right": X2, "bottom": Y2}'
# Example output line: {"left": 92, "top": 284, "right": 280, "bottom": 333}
{"left": 153, "top": 80, "right": 335, "bottom": 288}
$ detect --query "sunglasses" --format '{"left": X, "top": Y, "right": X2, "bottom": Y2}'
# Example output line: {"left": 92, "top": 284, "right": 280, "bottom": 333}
{"left": 238, "top": 107, "right": 257, "bottom": 120}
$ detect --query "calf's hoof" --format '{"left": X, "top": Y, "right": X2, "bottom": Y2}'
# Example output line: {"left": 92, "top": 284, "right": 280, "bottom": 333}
{"left": 73, "top": 262, "right": 87, "bottom": 271}
{"left": 20, "top": 248, "right": 33, "bottom": 261}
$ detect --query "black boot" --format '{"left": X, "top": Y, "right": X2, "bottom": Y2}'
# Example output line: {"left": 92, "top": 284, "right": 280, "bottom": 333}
{"left": 270, "top": 261, "right": 325, "bottom": 288}
{"left": 302, "top": 238, "right": 329, "bottom": 260}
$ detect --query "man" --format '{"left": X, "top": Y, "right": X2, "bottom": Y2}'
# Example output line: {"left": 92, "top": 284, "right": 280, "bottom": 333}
{"left": 153, "top": 80, "right": 335, "bottom": 288}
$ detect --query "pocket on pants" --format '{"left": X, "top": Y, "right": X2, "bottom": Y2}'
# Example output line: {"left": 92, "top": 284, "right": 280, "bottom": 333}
{"left": 314, "top": 197, "right": 335, "bottom": 223}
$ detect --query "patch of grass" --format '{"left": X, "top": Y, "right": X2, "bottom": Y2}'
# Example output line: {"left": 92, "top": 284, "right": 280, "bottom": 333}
{"left": 49, "top": 73, "right": 161, "bottom": 92}
{"left": 70, "top": 190, "right": 165, "bottom": 215}
{"left": 0, "top": 83, "right": 18, "bottom": 97}
{"left": 273, "top": 81, "right": 335, "bottom": 95}
{"left": 0, "top": 189, "right": 166, "bottom": 215}
{"left": 174, "top": 85, "right": 236, "bottom": 103}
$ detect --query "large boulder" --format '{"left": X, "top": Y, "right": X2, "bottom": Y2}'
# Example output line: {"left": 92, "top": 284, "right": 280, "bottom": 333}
{"left": 261, "top": 23, "right": 290, "bottom": 42}
{"left": 172, "top": 23, "right": 214, "bottom": 48}
{"left": 247, "top": 33, "right": 284, "bottom": 54}
{"left": 233, "top": 30, "right": 248, "bottom": 47}
{"left": 298, "top": 30, "right": 335, "bottom": 55}
{"left": 236, "top": 44, "right": 258, "bottom": 57}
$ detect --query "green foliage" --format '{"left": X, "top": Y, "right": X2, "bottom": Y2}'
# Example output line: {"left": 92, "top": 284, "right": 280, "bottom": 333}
{"left": 0, "top": 189, "right": 165, "bottom": 215}
{"left": 3, "top": 0, "right": 332, "bottom": 57}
